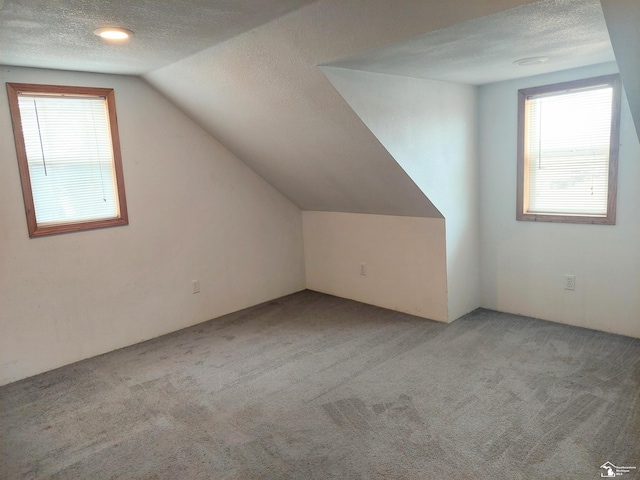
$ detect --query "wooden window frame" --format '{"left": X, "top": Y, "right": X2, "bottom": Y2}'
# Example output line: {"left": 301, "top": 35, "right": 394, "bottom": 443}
{"left": 6, "top": 83, "right": 129, "bottom": 237}
{"left": 516, "top": 74, "right": 622, "bottom": 225}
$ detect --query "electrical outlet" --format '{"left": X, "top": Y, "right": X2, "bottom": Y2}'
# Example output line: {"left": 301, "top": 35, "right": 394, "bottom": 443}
{"left": 192, "top": 280, "right": 200, "bottom": 294}
{"left": 564, "top": 275, "right": 575, "bottom": 291}
{"left": 360, "top": 263, "right": 366, "bottom": 276}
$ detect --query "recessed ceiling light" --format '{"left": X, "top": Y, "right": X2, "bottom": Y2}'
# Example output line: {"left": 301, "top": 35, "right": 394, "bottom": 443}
{"left": 94, "top": 27, "right": 133, "bottom": 41}
{"left": 513, "top": 57, "right": 549, "bottom": 66}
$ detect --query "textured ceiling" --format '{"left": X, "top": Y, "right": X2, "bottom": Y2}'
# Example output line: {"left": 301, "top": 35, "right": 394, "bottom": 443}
{"left": 145, "top": 0, "right": 545, "bottom": 216}
{"left": 324, "top": 0, "right": 614, "bottom": 85}
{"left": 144, "top": 0, "right": 628, "bottom": 215}
{"left": 1, "top": 0, "right": 636, "bottom": 216}
{"left": 0, "top": 0, "right": 315, "bottom": 74}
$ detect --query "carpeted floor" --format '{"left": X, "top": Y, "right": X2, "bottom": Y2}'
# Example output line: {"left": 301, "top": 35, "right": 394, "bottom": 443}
{"left": 1, "top": 290, "right": 639, "bottom": 479}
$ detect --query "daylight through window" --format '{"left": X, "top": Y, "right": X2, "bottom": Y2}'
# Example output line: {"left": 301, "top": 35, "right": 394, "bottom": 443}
{"left": 7, "top": 83, "right": 128, "bottom": 237}
{"left": 517, "top": 75, "right": 621, "bottom": 225}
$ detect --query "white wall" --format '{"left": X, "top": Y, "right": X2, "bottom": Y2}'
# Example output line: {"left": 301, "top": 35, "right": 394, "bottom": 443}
{"left": 0, "top": 66, "right": 306, "bottom": 385}
{"left": 319, "top": 68, "right": 480, "bottom": 321}
{"left": 303, "top": 212, "right": 448, "bottom": 321}
{"left": 479, "top": 62, "right": 640, "bottom": 338}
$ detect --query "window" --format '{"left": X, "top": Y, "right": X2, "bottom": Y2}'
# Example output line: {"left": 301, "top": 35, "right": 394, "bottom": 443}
{"left": 517, "top": 74, "right": 621, "bottom": 224}
{"left": 6, "top": 83, "right": 128, "bottom": 237}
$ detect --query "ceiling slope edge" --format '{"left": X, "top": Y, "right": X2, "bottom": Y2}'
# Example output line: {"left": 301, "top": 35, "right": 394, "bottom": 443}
{"left": 144, "top": 0, "right": 516, "bottom": 217}
{"left": 141, "top": 0, "right": 545, "bottom": 218}
{"left": 142, "top": 68, "right": 441, "bottom": 218}
{"left": 320, "top": 0, "right": 614, "bottom": 86}
{"left": 0, "top": 0, "right": 318, "bottom": 75}
{"left": 319, "top": 66, "right": 476, "bottom": 227}
{"left": 601, "top": 0, "right": 640, "bottom": 143}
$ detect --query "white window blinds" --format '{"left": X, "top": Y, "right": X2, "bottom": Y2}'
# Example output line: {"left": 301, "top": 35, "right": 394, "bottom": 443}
{"left": 17, "top": 94, "right": 119, "bottom": 225}
{"left": 525, "top": 86, "right": 613, "bottom": 216}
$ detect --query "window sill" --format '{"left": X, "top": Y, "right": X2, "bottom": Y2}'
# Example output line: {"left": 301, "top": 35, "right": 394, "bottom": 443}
{"left": 29, "top": 216, "right": 129, "bottom": 238}
{"left": 516, "top": 212, "right": 615, "bottom": 225}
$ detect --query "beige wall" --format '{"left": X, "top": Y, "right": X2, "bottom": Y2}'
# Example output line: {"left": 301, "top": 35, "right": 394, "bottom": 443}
{"left": 303, "top": 212, "right": 448, "bottom": 322}
{"left": 0, "top": 67, "right": 306, "bottom": 385}
{"left": 479, "top": 63, "right": 640, "bottom": 338}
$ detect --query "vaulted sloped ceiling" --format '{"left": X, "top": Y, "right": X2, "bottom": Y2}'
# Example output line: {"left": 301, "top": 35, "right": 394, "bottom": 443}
{"left": 1, "top": 0, "right": 638, "bottom": 216}
{"left": 143, "top": 0, "right": 635, "bottom": 216}
{"left": 601, "top": 0, "right": 640, "bottom": 143}
{"left": 144, "top": 0, "right": 543, "bottom": 217}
